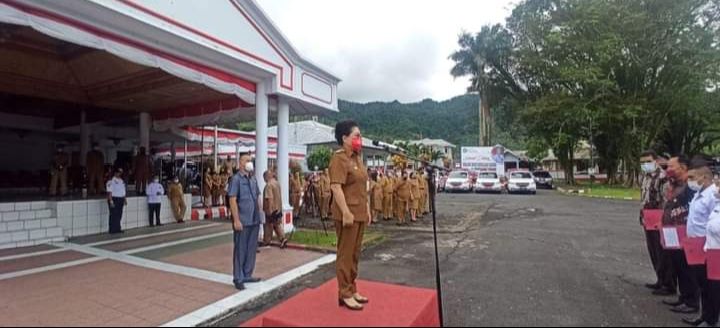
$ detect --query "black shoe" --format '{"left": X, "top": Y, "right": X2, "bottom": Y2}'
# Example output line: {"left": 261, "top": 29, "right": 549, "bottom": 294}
{"left": 280, "top": 239, "right": 289, "bottom": 249}
{"left": 645, "top": 283, "right": 662, "bottom": 290}
{"left": 682, "top": 317, "right": 704, "bottom": 326}
{"left": 653, "top": 288, "right": 675, "bottom": 296}
{"left": 663, "top": 299, "right": 684, "bottom": 306}
{"left": 671, "top": 305, "right": 700, "bottom": 314}
{"left": 234, "top": 283, "right": 245, "bottom": 291}
{"left": 244, "top": 277, "right": 262, "bottom": 283}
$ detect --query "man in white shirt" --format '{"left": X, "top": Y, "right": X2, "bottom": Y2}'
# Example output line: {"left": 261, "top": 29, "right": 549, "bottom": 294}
{"left": 106, "top": 168, "right": 127, "bottom": 234}
{"left": 681, "top": 161, "right": 717, "bottom": 326}
{"left": 147, "top": 176, "right": 165, "bottom": 227}
{"left": 703, "top": 205, "right": 720, "bottom": 327}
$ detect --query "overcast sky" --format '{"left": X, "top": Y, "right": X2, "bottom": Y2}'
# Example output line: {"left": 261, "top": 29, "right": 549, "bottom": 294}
{"left": 259, "top": 0, "right": 516, "bottom": 103}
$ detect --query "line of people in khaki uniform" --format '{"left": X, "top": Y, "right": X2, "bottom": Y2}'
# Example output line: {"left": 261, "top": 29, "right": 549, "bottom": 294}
{"left": 368, "top": 168, "right": 431, "bottom": 226}
{"left": 288, "top": 166, "right": 431, "bottom": 227}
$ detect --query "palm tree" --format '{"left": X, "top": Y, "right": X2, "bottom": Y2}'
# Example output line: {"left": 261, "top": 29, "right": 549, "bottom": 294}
{"left": 450, "top": 24, "right": 521, "bottom": 146}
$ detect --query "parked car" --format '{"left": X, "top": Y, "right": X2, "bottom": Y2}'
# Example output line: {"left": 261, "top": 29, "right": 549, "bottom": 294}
{"left": 508, "top": 171, "right": 537, "bottom": 194}
{"left": 532, "top": 170, "right": 554, "bottom": 189}
{"left": 475, "top": 172, "right": 502, "bottom": 193}
{"left": 445, "top": 170, "right": 474, "bottom": 193}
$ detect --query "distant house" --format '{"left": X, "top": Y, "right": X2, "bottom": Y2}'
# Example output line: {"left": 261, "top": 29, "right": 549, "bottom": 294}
{"left": 267, "top": 120, "right": 387, "bottom": 170}
{"left": 407, "top": 138, "right": 456, "bottom": 167}
{"left": 540, "top": 141, "right": 603, "bottom": 180}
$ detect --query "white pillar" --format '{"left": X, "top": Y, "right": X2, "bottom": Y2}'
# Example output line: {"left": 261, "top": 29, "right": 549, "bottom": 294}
{"left": 255, "top": 82, "right": 269, "bottom": 194}
{"left": 80, "top": 110, "right": 90, "bottom": 166}
{"left": 278, "top": 97, "right": 291, "bottom": 209}
{"left": 139, "top": 112, "right": 151, "bottom": 152}
{"left": 214, "top": 125, "right": 219, "bottom": 170}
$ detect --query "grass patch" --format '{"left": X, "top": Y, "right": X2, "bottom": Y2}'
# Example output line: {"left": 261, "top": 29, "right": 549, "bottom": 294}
{"left": 288, "top": 229, "right": 384, "bottom": 249}
{"left": 559, "top": 182, "right": 641, "bottom": 201}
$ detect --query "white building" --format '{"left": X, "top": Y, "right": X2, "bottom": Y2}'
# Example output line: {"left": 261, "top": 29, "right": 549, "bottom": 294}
{"left": 267, "top": 120, "right": 387, "bottom": 169}
{"left": 0, "top": 0, "right": 339, "bottom": 247}
{"left": 408, "top": 138, "right": 456, "bottom": 167}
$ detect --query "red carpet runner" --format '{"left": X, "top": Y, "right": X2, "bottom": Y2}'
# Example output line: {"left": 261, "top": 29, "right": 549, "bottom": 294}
{"left": 242, "top": 279, "right": 440, "bottom": 327}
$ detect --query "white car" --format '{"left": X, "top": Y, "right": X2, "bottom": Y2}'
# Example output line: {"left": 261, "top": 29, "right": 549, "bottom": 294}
{"left": 445, "top": 171, "right": 473, "bottom": 193}
{"left": 508, "top": 171, "right": 537, "bottom": 194}
{"left": 475, "top": 172, "right": 502, "bottom": 193}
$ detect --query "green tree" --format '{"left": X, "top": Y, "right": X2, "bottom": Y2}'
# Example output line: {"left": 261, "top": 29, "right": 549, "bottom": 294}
{"left": 307, "top": 146, "right": 333, "bottom": 172}
{"left": 450, "top": 25, "right": 523, "bottom": 146}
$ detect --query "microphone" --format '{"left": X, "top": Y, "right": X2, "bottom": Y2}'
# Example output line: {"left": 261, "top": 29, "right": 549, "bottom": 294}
{"left": 372, "top": 140, "right": 406, "bottom": 153}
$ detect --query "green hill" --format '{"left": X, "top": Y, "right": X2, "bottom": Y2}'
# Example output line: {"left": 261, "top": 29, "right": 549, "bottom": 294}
{"left": 319, "top": 94, "right": 481, "bottom": 147}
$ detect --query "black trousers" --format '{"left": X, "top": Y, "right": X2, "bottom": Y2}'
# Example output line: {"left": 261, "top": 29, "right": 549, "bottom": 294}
{"left": 109, "top": 197, "right": 125, "bottom": 234}
{"left": 671, "top": 250, "right": 700, "bottom": 308}
{"left": 706, "top": 279, "right": 720, "bottom": 325}
{"left": 149, "top": 203, "right": 161, "bottom": 226}
{"left": 691, "top": 265, "right": 720, "bottom": 325}
{"left": 645, "top": 230, "right": 661, "bottom": 275}
{"left": 658, "top": 248, "right": 678, "bottom": 292}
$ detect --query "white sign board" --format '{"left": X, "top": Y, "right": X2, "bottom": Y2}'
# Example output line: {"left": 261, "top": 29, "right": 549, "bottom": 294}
{"left": 461, "top": 146, "right": 506, "bottom": 176}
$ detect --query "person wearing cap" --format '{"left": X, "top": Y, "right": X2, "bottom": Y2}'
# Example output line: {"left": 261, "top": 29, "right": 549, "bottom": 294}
{"left": 49, "top": 145, "right": 70, "bottom": 197}
{"left": 146, "top": 176, "right": 165, "bottom": 227}
{"left": 168, "top": 176, "right": 186, "bottom": 223}
{"left": 262, "top": 170, "right": 287, "bottom": 248}
{"left": 106, "top": 168, "right": 127, "bottom": 234}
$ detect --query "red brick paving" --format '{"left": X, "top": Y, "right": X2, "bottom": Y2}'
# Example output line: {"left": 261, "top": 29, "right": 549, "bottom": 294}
{"left": 159, "top": 243, "right": 325, "bottom": 279}
{"left": 98, "top": 224, "right": 229, "bottom": 252}
{"left": 0, "top": 260, "right": 235, "bottom": 327}
{"left": 0, "top": 251, "right": 93, "bottom": 275}
{"left": 0, "top": 244, "right": 57, "bottom": 258}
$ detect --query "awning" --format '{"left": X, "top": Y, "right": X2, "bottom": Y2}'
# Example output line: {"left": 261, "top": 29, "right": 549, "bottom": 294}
{"left": 170, "top": 126, "right": 277, "bottom": 145}
{"left": 155, "top": 144, "right": 306, "bottom": 161}
{"left": 0, "top": 1, "right": 257, "bottom": 129}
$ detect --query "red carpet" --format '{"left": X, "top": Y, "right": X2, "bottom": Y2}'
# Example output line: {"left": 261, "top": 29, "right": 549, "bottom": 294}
{"left": 241, "top": 280, "right": 440, "bottom": 327}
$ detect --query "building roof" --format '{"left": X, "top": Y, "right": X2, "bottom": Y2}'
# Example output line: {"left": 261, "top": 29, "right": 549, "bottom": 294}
{"left": 267, "top": 120, "right": 382, "bottom": 149}
{"left": 408, "top": 139, "right": 456, "bottom": 148}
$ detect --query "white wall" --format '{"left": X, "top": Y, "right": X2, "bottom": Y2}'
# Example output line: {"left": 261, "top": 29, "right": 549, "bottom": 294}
{"left": 54, "top": 194, "right": 193, "bottom": 237}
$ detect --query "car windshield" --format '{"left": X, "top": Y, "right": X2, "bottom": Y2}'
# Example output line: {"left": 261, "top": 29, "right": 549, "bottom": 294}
{"left": 534, "top": 171, "right": 551, "bottom": 178}
{"left": 511, "top": 172, "right": 532, "bottom": 179}
{"left": 479, "top": 173, "right": 498, "bottom": 179}
{"left": 449, "top": 172, "right": 468, "bottom": 179}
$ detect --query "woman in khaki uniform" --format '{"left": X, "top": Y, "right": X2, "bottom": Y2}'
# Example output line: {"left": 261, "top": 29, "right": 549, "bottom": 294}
{"left": 370, "top": 173, "right": 384, "bottom": 223}
{"left": 329, "top": 121, "right": 371, "bottom": 311}
{"left": 409, "top": 172, "right": 420, "bottom": 222}
{"left": 394, "top": 171, "right": 412, "bottom": 226}
{"left": 381, "top": 172, "right": 394, "bottom": 221}
{"left": 290, "top": 173, "right": 301, "bottom": 218}
{"left": 203, "top": 167, "right": 214, "bottom": 207}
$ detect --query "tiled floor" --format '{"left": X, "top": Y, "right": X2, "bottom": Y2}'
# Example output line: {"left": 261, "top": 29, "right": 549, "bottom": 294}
{"left": 0, "top": 250, "right": 92, "bottom": 274}
{"left": 0, "top": 221, "right": 332, "bottom": 327}
{"left": 0, "top": 260, "right": 235, "bottom": 327}
{"left": 159, "top": 243, "right": 325, "bottom": 278}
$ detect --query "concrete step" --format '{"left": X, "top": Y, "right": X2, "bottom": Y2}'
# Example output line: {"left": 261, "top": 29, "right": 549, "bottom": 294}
{"left": 0, "top": 209, "right": 55, "bottom": 223}
{"left": 0, "top": 236, "right": 66, "bottom": 250}
{"left": 0, "top": 227, "right": 64, "bottom": 250}
{"left": 0, "top": 218, "right": 59, "bottom": 232}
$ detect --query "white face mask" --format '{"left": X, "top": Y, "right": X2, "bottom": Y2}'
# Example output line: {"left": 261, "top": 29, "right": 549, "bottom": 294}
{"left": 641, "top": 162, "right": 657, "bottom": 174}
{"left": 688, "top": 180, "right": 702, "bottom": 192}
{"left": 245, "top": 162, "right": 254, "bottom": 173}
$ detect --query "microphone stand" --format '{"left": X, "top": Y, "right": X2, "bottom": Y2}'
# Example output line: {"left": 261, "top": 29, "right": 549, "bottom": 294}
{"left": 375, "top": 145, "right": 449, "bottom": 327}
